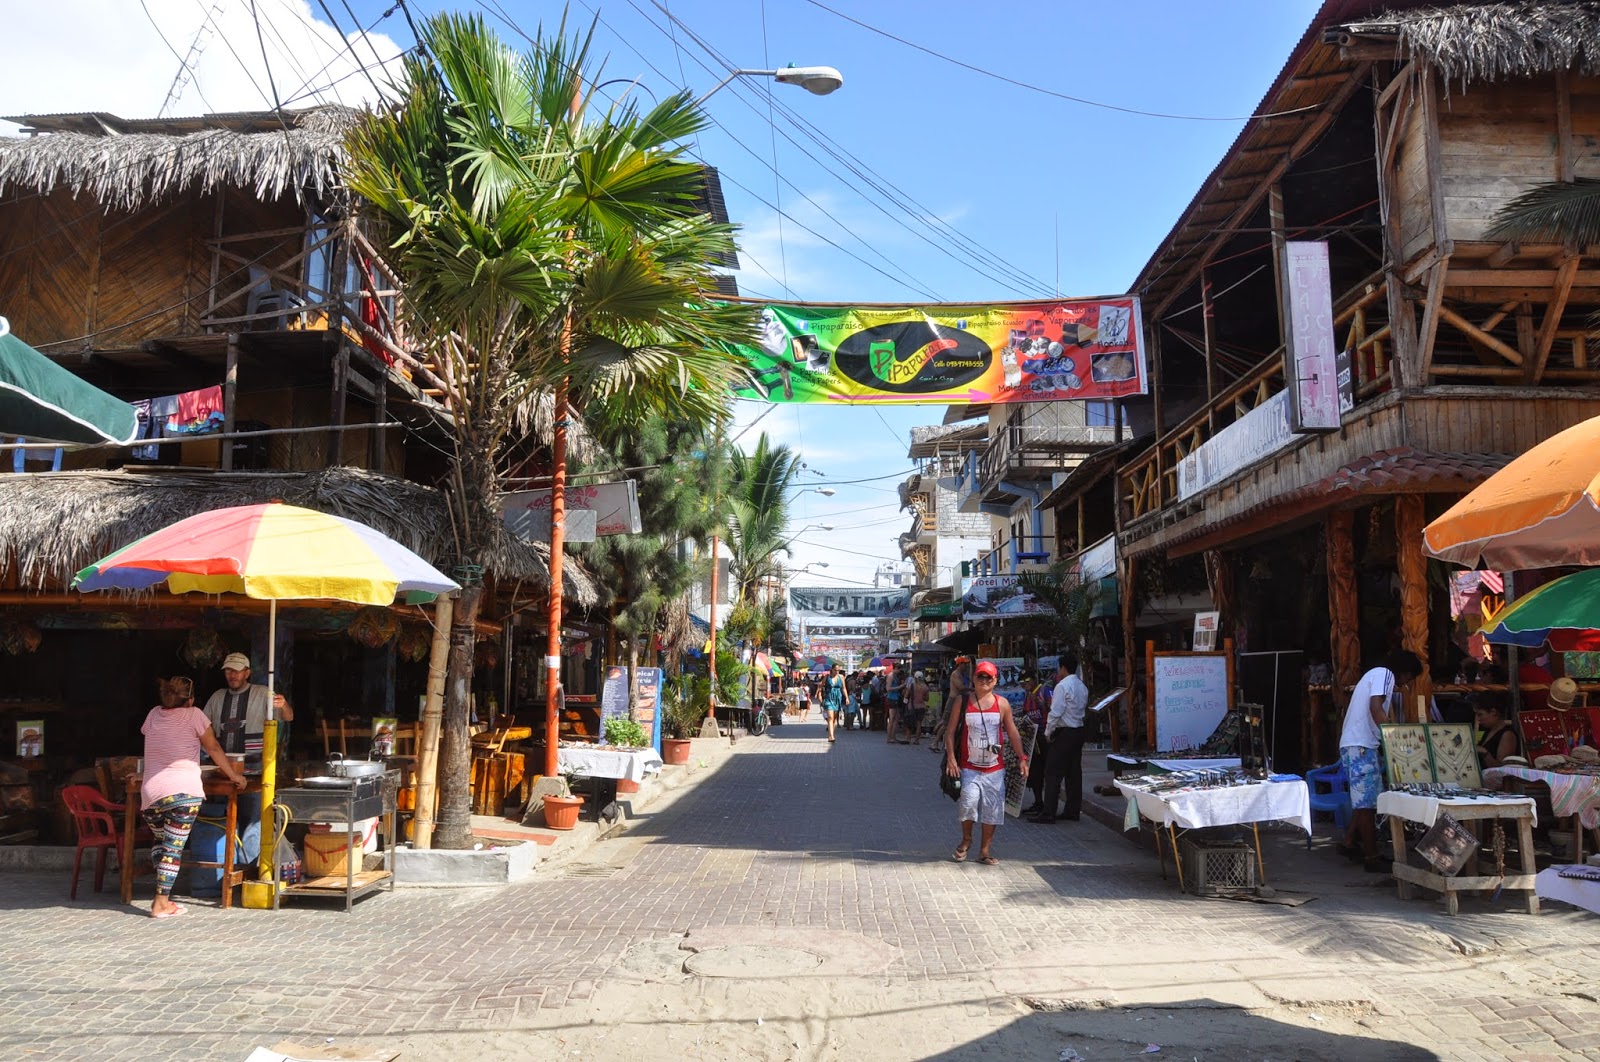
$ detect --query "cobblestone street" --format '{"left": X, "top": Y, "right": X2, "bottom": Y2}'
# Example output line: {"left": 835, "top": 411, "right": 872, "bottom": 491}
{"left": 4, "top": 721, "right": 1600, "bottom": 1061}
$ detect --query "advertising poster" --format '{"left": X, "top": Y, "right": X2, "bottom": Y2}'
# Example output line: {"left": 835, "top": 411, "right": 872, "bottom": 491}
{"left": 633, "top": 668, "right": 664, "bottom": 750}
{"left": 789, "top": 587, "right": 910, "bottom": 618}
{"left": 599, "top": 665, "right": 630, "bottom": 735}
{"left": 16, "top": 720, "right": 42, "bottom": 758}
{"left": 730, "top": 299, "right": 1146, "bottom": 406}
{"left": 961, "top": 575, "right": 1054, "bottom": 620}
{"left": 370, "top": 717, "right": 397, "bottom": 758}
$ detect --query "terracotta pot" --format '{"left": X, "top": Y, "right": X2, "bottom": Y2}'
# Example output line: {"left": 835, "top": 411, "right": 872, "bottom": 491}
{"left": 662, "top": 738, "right": 692, "bottom": 766}
{"left": 615, "top": 778, "right": 641, "bottom": 794}
{"left": 542, "top": 794, "right": 584, "bottom": 831}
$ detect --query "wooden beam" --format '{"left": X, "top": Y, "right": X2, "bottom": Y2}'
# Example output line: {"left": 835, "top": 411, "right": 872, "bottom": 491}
{"left": 1481, "top": 300, "right": 1518, "bottom": 332}
{"left": 1376, "top": 61, "right": 1415, "bottom": 108}
{"left": 1557, "top": 71, "right": 1575, "bottom": 183}
{"left": 1270, "top": 184, "right": 1289, "bottom": 368}
{"left": 1449, "top": 269, "right": 1600, "bottom": 287}
{"left": 1201, "top": 267, "right": 1218, "bottom": 428}
{"left": 1486, "top": 242, "right": 1520, "bottom": 268}
{"left": 1416, "top": 259, "right": 1449, "bottom": 382}
{"left": 1395, "top": 495, "right": 1432, "bottom": 717}
{"left": 1421, "top": 72, "right": 1453, "bottom": 257}
{"left": 1515, "top": 303, "right": 1536, "bottom": 361}
{"left": 1150, "top": 63, "right": 1373, "bottom": 318}
{"left": 1326, "top": 509, "right": 1362, "bottom": 751}
{"left": 1529, "top": 255, "right": 1581, "bottom": 384}
{"left": 329, "top": 341, "right": 349, "bottom": 467}
{"left": 1437, "top": 303, "right": 1524, "bottom": 365}
{"left": 221, "top": 334, "right": 239, "bottom": 471}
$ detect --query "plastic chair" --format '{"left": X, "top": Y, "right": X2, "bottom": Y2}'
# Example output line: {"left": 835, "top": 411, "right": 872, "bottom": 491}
{"left": 61, "top": 785, "right": 146, "bottom": 900}
{"left": 1305, "top": 763, "right": 1352, "bottom": 832}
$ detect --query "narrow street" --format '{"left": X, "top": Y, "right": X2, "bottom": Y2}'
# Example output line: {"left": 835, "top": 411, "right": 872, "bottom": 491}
{"left": 4, "top": 721, "right": 1600, "bottom": 1061}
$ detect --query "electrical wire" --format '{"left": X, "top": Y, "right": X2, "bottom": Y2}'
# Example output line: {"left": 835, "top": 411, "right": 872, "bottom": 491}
{"left": 757, "top": 0, "right": 790, "bottom": 299}
{"left": 140, "top": 0, "right": 220, "bottom": 115}
{"left": 801, "top": 0, "right": 1322, "bottom": 123}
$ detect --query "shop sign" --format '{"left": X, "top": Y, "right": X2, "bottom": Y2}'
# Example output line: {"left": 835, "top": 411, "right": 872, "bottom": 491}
{"left": 727, "top": 298, "right": 1147, "bottom": 406}
{"left": 1192, "top": 611, "right": 1220, "bottom": 652}
{"left": 502, "top": 480, "right": 642, "bottom": 544}
{"left": 788, "top": 587, "right": 911, "bottom": 618}
{"left": 1078, "top": 535, "right": 1116, "bottom": 583}
{"left": 1175, "top": 390, "right": 1296, "bottom": 501}
{"left": 803, "top": 621, "right": 880, "bottom": 638}
{"left": 960, "top": 575, "right": 1054, "bottom": 620}
{"left": 1281, "top": 241, "right": 1340, "bottom": 432}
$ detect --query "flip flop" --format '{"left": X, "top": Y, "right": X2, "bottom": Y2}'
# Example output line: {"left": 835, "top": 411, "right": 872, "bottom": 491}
{"left": 978, "top": 854, "right": 999, "bottom": 866}
{"left": 151, "top": 905, "right": 187, "bottom": 920}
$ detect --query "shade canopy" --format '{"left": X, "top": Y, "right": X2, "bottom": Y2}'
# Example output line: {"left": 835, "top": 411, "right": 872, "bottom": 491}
{"left": 1424, "top": 415, "right": 1600, "bottom": 569}
{"left": 72, "top": 502, "right": 458, "bottom": 604}
{"left": 1479, "top": 568, "right": 1600, "bottom": 653}
{"left": 0, "top": 319, "right": 138, "bottom": 445}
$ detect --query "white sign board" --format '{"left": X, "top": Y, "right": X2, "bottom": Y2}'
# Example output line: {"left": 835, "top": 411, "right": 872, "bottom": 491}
{"left": 1282, "top": 240, "right": 1340, "bottom": 432}
{"left": 960, "top": 575, "right": 1053, "bottom": 620}
{"left": 503, "top": 506, "right": 598, "bottom": 543}
{"left": 1175, "top": 390, "right": 1296, "bottom": 501}
{"left": 1153, "top": 654, "right": 1230, "bottom": 753}
{"left": 1079, "top": 534, "right": 1116, "bottom": 583}
{"left": 502, "top": 480, "right": 642, "bottom": 543}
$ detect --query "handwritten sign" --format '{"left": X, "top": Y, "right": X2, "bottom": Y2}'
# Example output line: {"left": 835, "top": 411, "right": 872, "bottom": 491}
{"left": 599, "top": 666, "right": 630, "bottom": 733}
{"left": 1152, "top": 654, "right": 1229, "bottom": 753}
{"left": 1282, "top": 240, "right": 1339, "bottom": 432}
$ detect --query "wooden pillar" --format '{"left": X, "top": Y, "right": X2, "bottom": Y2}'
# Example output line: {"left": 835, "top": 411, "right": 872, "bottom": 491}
{"left": 328, "top": 342, "right": 349, "bottom": 467}
{"left": 1145, "top": 639, "right": 1157, "bottom": 754}
{"left": 1117, "top": 552, "right": 1138, "bottom": 753}
{"left": 1395, "top": 495, "right": 1432, "bottom": 719}
{"left": 1204, "top": 549, "right": 1234, "bottom": 648}
{"left": 221, "top": 333, "right": 239, "bottom": 471}
{"left": 372, "top": 370, "right": 387, "bottom": 474}
{"left": 1325, "top": 510, "right": 1362, "bottom": 764}
{"left": 1269, "top": 184, "right": 1289, "bottom": 355}
{"left": 1148, "top": 325, "right": 1167, "bottom": 505}
{"left": 1201, "top": 266, "right": 1218, "bottom": 430}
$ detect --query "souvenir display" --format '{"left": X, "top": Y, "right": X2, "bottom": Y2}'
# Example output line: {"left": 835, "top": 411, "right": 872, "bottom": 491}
{"left": 1381, "top": 723, "right": 1436, "bottom": 787}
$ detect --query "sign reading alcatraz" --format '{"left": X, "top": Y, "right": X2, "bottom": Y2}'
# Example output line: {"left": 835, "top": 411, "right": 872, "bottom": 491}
{"left": 788, "top": 587, "right": 911, "bottom": 618}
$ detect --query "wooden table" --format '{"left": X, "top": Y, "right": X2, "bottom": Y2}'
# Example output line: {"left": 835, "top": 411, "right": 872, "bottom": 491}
{"left": 1377, "top": 791, "right": 1540, "bottom": 916}
{"left": 121, "top": 771, "right": 259, "bottom": 909}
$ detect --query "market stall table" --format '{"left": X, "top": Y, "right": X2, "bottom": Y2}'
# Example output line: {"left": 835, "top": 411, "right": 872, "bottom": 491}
{"left": 1485, "top": 765, "right": 1600, "bottom": 862}
{"left": 1534, "top": 866, "right": 1600, "bottom": 915}
{"left": 121, "top": 770, "right": 261, "bottom": 908}
{"left": 558, "top": 745, "right": 664, "bottom": 821}
{"left": 1114, "top": 777, "right": 1311, "bottom": 890}
{"left": 1376, "top": 790, "right": 1540, "bottom": 915}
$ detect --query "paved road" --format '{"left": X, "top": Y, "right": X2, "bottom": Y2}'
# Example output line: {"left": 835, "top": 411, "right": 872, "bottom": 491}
{"left": 4, "top": 720, "right": 1600, "bottom": 1060}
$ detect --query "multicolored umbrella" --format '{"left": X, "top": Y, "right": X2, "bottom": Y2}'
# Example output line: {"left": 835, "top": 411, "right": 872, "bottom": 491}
{"left": 0, "top": 316, "right": 138, "bottom": 445}
{"left": 1424, "top": 415, "right": 1600, "bottom": 569}
{"left": 1478, "top": 568, "right": 1600, "bottom": 652}
{"left": 73, "top": 502, "right": 457, "bottom": 888}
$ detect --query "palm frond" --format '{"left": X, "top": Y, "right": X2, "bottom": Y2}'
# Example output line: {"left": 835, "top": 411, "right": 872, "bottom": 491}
{"left": 1485, "top": 178, "right": 1600, "bottom": 245}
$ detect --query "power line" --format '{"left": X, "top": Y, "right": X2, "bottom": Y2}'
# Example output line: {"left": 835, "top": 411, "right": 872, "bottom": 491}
{"left": 802, "top": 0, "right": 1322, "bottom": 123}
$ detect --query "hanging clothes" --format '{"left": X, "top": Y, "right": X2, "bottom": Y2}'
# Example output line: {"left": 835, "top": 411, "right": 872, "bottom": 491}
{"left": 166, "top": 386, "right": 224, "bottom": 435}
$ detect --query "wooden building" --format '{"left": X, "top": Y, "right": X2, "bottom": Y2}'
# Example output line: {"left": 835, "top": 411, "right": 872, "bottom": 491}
{"left": 0, "top": 107, "right": 594, "bottom": 784}
{"left": 1111, "top": 0, "right": 1600, "bottom": 760}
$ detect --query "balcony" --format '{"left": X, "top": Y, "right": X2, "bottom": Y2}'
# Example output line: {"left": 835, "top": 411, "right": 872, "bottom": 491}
{"left": 976, "top": 423, "right": 1120, "bottom": 507}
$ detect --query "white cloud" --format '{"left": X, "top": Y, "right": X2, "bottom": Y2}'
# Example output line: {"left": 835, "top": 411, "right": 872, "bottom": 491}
{"left": 1, "top": 1, "right": 406, "bottom": 132}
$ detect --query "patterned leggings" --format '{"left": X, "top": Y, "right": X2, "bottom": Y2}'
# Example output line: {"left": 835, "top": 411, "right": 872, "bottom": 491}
{"left": 142, "top": 794, "right": 202, "bottom": 896}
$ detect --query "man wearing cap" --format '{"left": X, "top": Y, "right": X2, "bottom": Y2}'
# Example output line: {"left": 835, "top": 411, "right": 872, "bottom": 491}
{"left": 202, "top": 653, "right": 293, "bottom": 764}
{"left": 944, "top": 659, "right": 1027, "bottom": 865}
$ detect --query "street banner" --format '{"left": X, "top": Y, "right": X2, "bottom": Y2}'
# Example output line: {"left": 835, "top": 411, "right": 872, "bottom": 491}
{"left": 729, "top": 298, "right": 1146, "bottom": 406}
{"left": 503, "top": 480, "right": 642, "bottom": 545}
{"left": 960, "top": 575, "right": 1055, "bottom": 620}
{"left": 788, "top": 586, "right": 911, "bottom": 618}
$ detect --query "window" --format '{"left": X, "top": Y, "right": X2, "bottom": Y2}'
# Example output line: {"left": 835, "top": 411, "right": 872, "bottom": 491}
{"left": 1086, "top": 400, "right": 1115, "bottom": 427}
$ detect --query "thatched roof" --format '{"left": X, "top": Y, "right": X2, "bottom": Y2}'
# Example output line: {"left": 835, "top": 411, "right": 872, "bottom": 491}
{"left": 0, "top": 106, "right": 359, "bottom": 211}
{"left": 0, "top": 466, "right": 595, "bottom": 605}
{"left": 1334, "top": 2, "right": 1600, "bottom": 86}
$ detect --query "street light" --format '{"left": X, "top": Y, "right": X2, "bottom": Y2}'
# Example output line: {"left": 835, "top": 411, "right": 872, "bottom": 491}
{"left": 694, "top": 65, "right": 845, "bottom": 107}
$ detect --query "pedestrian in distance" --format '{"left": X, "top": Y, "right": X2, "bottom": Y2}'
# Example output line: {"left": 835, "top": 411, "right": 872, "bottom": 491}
{"left": 1019, "top": 673, "right": 1051, "bottom": 815}
{"left": 1029, "top": 654, "right": 1088, "bottom": 824}
{"left": 946, "top": 660, "right": 1028, "bottom": 866}
{"left": 1337, "top": 650, "right": 1422, "bottom": 871}
{"left": 906, "top": 669, "right": 931, "bottom": 745}
{"left": 820, "top": 664, "right": 847, "bottom": 742}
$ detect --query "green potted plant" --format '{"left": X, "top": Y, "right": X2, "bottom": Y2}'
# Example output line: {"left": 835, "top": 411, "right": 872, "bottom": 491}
{"left": 661, "top": 672, "right": 704, "bottom": 765}
{"left": 604, "top": 717, "right": 650, "bottom": 792}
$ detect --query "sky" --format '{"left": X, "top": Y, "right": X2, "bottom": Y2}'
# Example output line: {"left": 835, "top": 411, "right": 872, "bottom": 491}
{"left": 1, "top": 0, "right": 1324, "bottom": 589}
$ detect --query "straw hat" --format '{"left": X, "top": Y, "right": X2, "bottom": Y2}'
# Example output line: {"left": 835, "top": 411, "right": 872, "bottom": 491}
{"left": 1549, "top": 677, "right": 1579, "bottom": 710}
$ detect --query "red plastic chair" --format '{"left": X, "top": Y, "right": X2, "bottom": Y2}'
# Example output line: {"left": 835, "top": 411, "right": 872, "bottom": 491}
{"left": 61, "top": 785, "right": 145, "bottom": 900}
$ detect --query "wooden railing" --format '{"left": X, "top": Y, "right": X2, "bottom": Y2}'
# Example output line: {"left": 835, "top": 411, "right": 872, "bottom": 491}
{"left": 1120, "top": 276, "right": 1394, "bottom": 523}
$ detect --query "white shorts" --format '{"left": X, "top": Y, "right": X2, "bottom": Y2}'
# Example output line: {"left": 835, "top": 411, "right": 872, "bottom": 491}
{"left": 957, "top": 768, "right": 1006, "bottom": 826}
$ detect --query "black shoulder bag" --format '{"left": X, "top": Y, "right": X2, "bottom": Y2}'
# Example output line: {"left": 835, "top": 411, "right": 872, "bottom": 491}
{"left": 938, "top": 693, "right": 972, "bottom": 801}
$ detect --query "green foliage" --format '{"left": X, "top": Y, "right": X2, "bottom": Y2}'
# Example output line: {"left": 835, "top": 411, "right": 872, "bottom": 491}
{"left": 1487, "top": 178, "right": 1600, "bottom": 247}
{"left": 724, "top": 432, "right": 803, "bottom": 603}
{"left": 603, "top": 718, "right": 648, "bottom": 748}
{"left": 1018, "top": 563, "right": 1103, "bottom": 653}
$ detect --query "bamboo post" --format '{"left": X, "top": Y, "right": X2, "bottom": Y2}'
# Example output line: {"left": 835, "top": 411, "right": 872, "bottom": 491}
{"left": 1118, "top": 553, "right": 1138, "bottom": 752}
{"left": 412, "top": 594, "right": 453, "bottom": 850}
{"left": 1145, "top": 640, "right": 1157, "bottom": 754}
{"left": 221, "top": 334, "right": 239, "bottom": 471}
{"left": 1395, "top": 496, "right": 1432, "bottom": 719}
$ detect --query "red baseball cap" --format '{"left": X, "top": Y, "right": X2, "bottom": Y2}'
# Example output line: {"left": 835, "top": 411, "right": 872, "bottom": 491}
{"left": 974, "top": 660, "right": 998, "bottom": 678}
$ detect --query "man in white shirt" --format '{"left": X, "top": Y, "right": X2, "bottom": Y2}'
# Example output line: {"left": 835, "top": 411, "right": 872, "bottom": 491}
{"left": 1337, "top": 649, "right": 1422, "bottom": 870}
{"left": 1027, "top": 653, "right": 1089, "bottom": 824}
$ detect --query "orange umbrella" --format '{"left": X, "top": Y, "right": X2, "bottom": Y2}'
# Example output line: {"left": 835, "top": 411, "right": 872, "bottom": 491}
{"left": 1424, "top": 415, "right": 1600, "bottom": 569}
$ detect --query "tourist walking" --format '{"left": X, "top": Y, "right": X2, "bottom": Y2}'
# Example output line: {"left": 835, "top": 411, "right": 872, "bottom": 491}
{"left": 1029, "top": 654, "right": 1088, "bottom": 824}
{"left": 820, "top": 664, "right": 847, "bottom": 742}
{"left": 945, "top": 660, "right": 1027, "bottom": 866}
{"left": 906, "top": 669, "right": 930, "bottom": 745}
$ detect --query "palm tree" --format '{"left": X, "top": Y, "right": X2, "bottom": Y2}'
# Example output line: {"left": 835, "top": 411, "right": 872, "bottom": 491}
{"left": 724, "top": 432, "right": 803, "bottom": 603}
{"left": 1487, "top": 178, "right": 1600, "bottom": 247}
{"left": 342, "top": 11, "right": 756, "bottom": 847}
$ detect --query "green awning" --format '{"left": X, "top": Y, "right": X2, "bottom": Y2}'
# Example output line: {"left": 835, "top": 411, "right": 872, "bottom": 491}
{"left": 0, "top": 319, "right": 138, "bottom": 445}
{"left": 914, "top": 600, "right": 963, "bottom": 621}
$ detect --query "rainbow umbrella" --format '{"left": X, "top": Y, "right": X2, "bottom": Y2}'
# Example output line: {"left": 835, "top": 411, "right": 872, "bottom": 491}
{"left": 1478, "top": 568, "right": 1600, "bottom": 652}
{"left": 73, "top": 502, "right": 457, "bottom": 890}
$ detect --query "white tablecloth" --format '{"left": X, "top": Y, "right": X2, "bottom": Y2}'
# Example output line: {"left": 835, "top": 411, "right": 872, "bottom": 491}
{"left": 1115, "top": 778, "right": 1312, "bottom": 835}
{"left": 1376, "top": 791, "right": 1537, "bottom": 828}
{"left": 1535, "top": 867, "right": 1600, "bottom": 915}
{"left": 558, "top": 746, "right": 663, "bottom": 783}
{"left": 1148, "top": 758, "right": 1242, "bottom": 773}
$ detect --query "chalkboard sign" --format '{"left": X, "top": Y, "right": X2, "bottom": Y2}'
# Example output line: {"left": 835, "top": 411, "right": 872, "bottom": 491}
{"left": 599, "top": 666, "right": 630, "bottom": 735}
{"left": 1151, "top": 652, "right": 1230, "bottom": 752}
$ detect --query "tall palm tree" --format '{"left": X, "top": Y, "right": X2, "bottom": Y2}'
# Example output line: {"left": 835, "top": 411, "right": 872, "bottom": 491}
{"left": 724, "top": 432, "right": 803, "bottom": 603}
{"left": 343, "top": 11, "right": 756, "bottom": 848}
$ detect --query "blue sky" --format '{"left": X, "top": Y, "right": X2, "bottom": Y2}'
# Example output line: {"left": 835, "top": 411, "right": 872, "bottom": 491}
{"left": 6, "top": 0, "right": 1323, "bottom": 587}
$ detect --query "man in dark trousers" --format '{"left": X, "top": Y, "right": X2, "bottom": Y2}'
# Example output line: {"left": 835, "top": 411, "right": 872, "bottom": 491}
{"left": 1027, "top": 653, "right": 1088, "bottom": 824}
